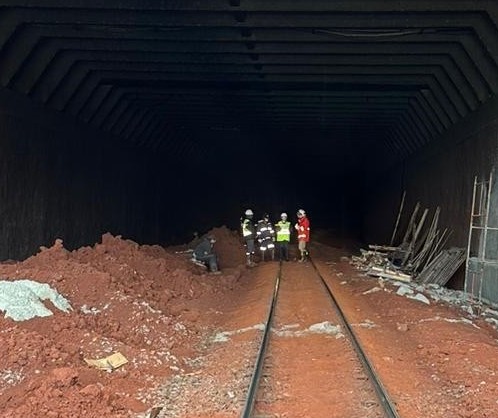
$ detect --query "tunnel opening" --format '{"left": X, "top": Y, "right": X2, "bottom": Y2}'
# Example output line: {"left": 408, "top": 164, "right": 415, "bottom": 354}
{"left": 3, "top": 3, "right": 498, "bottom": 417}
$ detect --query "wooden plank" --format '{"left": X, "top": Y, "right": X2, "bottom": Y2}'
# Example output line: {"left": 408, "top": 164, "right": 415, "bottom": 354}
{"left": 401, "top": 202, "right": 420, "bottom": 246}
{"left": 417, "top": 248, "right": 465, "bottom": 285}
{"left": 368, "top": 266, "right": 412, "bottom": 282}
{"left": 390, "top": 190, "right": 406, "bottom": 246}
{"left": 368, "top": 244, "right": 399, "bottom": 252}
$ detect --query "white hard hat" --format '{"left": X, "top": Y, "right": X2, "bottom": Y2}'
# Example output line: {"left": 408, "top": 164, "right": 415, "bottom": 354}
{"left": 297, "top": 209, "right": 306, "bottom": 216}
{"left": 281, "top": 212, "right": 287, "bottom": 218}
{"left": 245, "top": 209, "right": 254, "bottom": 216}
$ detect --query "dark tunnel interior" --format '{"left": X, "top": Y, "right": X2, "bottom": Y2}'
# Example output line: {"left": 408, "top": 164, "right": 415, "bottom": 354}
{"left": 0, "top": 1, "right": 498, "bottom": 260}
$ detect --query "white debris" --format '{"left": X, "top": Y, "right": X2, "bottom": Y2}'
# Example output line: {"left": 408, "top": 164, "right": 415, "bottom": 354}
{"left": 212, "top": 333, "right": 229, "bottom": 343}
{"left": 274, "top": 321, "right": 343, "bottom": 338}
{"left": 396, "top": 285, "right": 414, "bottom": 297}
{"left": 174, "top": 322, "right": 186, "bottom": 332}
{"left": 212, "top": 324, "right": 265, "bottom": 342}
{"left": 308, "top": 321, "right": 341, "bottom": 335}
{"left": 354, "top": 319, "right": 378, "bottom": 329}
{"left": 407, "top": 293, "right": 431, "bottom": 305}
{"left": 80, "top": 304, "right": 101, "bottom": 315}
{"left": 363, "top": 273, "right": 498, "bottom": 332}
{"left": 0, "top": 369, "right": 24, "bottom": 386}
{"left": 419, "top": 316, "right": 480, "bottom": 329}
{"left": 484, "top": 307, "right": 498, "bottom": 318}
{"left": 280, "top": 323, "right": 299, "bottom": 330}
{"left": 0, "top": 279, "right": 72, "bottom": 321}
{"left": 363, "top": 286, "right": 382, "bottom": 295}
{"left": 485, "top": 317, "right": 498, "bottom": 327}
{"left": 462, "top": 305, "right": 474, "bottom": 315}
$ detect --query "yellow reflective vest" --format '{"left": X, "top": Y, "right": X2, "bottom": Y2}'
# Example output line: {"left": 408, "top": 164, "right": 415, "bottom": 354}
{"left": 241, "top": 218, "right": 255, "bottom": 238}
{"left": 275, "top": 221, "right": 291, "bottom": 242}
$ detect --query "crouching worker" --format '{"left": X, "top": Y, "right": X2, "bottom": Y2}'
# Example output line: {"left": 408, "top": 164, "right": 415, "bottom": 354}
{"left": 193, "top": 235, "right": 221, "bottom": 275}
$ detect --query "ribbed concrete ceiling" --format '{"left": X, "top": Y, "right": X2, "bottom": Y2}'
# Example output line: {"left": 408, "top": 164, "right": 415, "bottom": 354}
{"left": 1, "top": 1, "right": 498, "bottom": 164}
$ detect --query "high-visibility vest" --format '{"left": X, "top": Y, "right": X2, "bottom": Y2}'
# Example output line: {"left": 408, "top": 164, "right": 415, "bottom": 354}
{"left": 241, "top": 218, "right": 254, "bottom": 238}
{"left": 275, "top": 221, "right": 291, "bottom": 242}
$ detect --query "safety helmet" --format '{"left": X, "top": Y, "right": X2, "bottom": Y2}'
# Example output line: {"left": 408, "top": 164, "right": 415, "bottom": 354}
{"left": 245, "top": 209, "right": 254, "bottom": 216}
{"left": 263, "top": 213, "right": 269, "bottom": 220}
{"left": 207, "top": 235, "right": 216, "bottom": 243}
{"left": 297, "top": 209, "right": 306, "bottom": 217}
{"left": 281, "top": 212, "right": 288, "bottom": 219}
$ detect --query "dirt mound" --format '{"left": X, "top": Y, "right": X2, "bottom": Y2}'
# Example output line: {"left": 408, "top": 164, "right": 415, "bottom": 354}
{"left": 0, "top": 232, "right": 246, "bottom": 417}
{"left": 208, "top": 225, "right": 246, "bottom": 268}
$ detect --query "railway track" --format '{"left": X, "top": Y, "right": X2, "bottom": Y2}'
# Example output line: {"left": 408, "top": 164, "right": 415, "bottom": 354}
{"left": 240, "top": 259, "right": 401, "bottom": 418}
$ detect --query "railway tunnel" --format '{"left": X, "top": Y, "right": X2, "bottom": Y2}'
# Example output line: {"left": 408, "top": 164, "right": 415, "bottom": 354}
{"left": 0, "top": 0, "right": 497, "bottom": 271}
{"left": 3, "top": 3, "right": 498, "bottom": 417}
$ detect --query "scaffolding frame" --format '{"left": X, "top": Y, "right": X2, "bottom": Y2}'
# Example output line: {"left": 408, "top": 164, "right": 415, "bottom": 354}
{"left": 465, "top": 171, "right": 498, "bottom": 305}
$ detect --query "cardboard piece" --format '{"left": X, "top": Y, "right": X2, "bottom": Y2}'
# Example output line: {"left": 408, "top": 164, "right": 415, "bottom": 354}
{"left": 84, "top": 352, "right": 128, "bottom": 371}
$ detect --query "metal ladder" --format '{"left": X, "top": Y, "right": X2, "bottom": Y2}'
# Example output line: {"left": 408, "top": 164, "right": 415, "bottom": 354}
{"left": 465, "top": 170, "right": 498, "bottom": 305}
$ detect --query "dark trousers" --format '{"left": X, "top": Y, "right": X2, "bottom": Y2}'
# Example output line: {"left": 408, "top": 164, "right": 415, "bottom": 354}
{"left": 244, "top": 239, "right": 255, "bottom": 255}
{"left": 277, "top": 241, "right": 289, "bottom": 261}
{"left": 196, "top": 254, "right": 219, "bottom": 272}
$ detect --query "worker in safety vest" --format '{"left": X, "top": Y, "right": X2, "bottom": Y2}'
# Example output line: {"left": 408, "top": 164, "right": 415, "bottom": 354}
{"left": 275, "top": 212, "right": 291, "bottom": 261}
{"left": 241, "top": 209, "right": 257, "bottom": 267}
{"left": 295, "top": 209, "right": 310, "bottom": 262}
{"left": 256, "top": 213, "right": 275, "bottom": 261}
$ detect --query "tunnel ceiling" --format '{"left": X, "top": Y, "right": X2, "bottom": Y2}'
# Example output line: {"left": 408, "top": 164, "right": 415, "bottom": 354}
{"left": 1, "top": 1, "right": 498, "bottom": 164}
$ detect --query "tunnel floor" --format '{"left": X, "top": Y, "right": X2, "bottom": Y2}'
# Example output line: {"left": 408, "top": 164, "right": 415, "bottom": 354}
{"left": 0, "top": 229, "right": 497, "bottom": 417}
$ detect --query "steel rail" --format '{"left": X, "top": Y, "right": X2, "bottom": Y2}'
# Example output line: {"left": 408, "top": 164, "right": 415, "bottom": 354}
{"left": 240, "top": 262, "right": 281, "bottom": 418}
{"left": 309, "top": 257, "right": 401, "bottom": 418}
{"left": 241, "top": 259, "right": 400, "bottom": 418}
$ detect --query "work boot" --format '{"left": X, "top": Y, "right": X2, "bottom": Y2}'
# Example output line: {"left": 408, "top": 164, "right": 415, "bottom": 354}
{"left": 246, "top": 255, "right": 256, "bottom": 267}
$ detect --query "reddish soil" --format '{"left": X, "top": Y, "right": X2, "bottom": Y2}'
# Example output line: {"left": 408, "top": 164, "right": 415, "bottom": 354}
{"left": 1, "top": 229, "right": 498, "bottom": 418}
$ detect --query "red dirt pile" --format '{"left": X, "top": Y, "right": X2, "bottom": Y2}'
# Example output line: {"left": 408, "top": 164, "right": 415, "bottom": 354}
{"left": 0, "top": 228, "right": 246, "bottom": 418}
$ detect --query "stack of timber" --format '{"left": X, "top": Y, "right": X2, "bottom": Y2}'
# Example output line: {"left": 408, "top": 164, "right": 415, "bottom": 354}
{"left": 352, "top": 194, "right": 459, "bottom": 285}
{"left": 417, "top": 248, "right": 466, "bottom": 286}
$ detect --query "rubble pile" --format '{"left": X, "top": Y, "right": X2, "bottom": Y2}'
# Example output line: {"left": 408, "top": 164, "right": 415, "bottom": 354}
{"left": 351, "top": 200, "right": 465, "bottom": 286}
{"left": 351, "top": 246, "right": 412, "bottom": 282}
